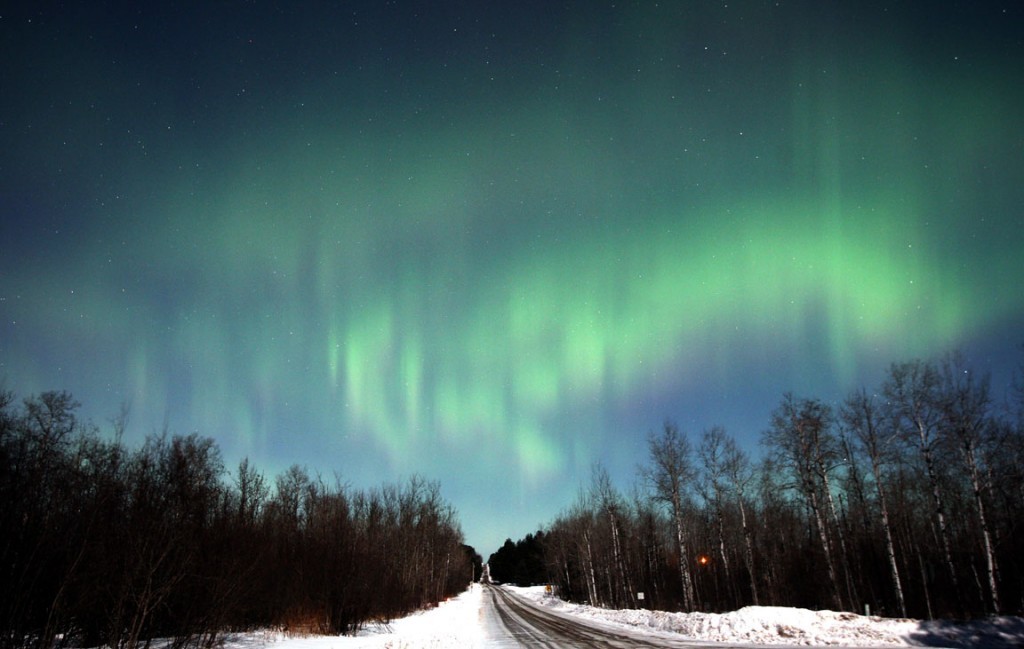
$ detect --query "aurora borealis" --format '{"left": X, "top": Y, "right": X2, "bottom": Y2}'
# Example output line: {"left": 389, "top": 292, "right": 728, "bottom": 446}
{"left": 2, "top": 2, "right": 1022, "bottom": 555}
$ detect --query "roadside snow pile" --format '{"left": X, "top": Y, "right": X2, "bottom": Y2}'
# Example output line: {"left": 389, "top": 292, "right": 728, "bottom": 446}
{"left": 510, "top": 586, "right": 1024, "bottom": 647}
{"left": 221, "top": 584, "right": 485, "bottom": 649}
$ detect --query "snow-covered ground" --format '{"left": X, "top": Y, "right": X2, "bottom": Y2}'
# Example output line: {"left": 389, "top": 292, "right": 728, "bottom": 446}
{"left": 217, "top": 583, "right": 1024, "bottom": 648}
{"left": 221, "top": 585, "right": 486, "bottom": 649}
{"left": 512, "top": 585, "right": 1024, "bottom": 648}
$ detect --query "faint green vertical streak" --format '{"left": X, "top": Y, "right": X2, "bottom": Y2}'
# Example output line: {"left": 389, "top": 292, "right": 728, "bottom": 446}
{"left": 327, "top": 325, "right": 341, "bottom": 388}
{"left": 401, "top": 334, "right": 423, "bottom": 434}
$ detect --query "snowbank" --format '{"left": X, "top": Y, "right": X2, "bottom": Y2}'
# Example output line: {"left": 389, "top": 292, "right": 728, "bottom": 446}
{"left": 511, "top": 586, "right": 1024, "bottom": 647}
{"left": 221, "top": 584, "right": 485, "bottom": 649}
{"left": 215, "top": 583, "right": 1023, "bottom": 648}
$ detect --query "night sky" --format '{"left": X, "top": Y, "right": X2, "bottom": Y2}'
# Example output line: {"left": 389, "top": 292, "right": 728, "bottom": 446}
{"left": 2, "top": 1, "right": 1022, "bottom": 555}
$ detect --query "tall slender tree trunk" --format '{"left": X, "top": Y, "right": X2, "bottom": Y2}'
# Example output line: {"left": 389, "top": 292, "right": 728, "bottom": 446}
{"left": 917, "top": 425, "right": 960, "bottom": 605}
{"left": 646, "top": 529, "right": 662, "bottom": 605}
{"left": 647, "top": 423, "right": 698, "bottom": 611}
{"left": 870, "top": 455, "right": 907, "bottom": 617}
{"left": 608, "top": 510, "right": 633, "bottom": 607}
{"left": 673, "top": 504, "right": 696, "bottom": 610}
{"left": 806, "top": 480, "right": 843, "bottom": 610}
{"left": 938, "top": 353, "right": 1003, "bottom": 614}
{"left": 820, "top": 467, "right": 856, "bottom": 609}
{"left": 582, "top": 529, "right": 599, "bottom": 606}
{"left": 916, "top": 546, "right": 934, "bottom": 620}
{"left": 964, "top": 445, "right": 1000, "bottom": 613}
{"left": 714, "top": 503, "right": 732, "bottom": 607}
{"left": 737, "top": 497, "right": 760, "bottom": 605}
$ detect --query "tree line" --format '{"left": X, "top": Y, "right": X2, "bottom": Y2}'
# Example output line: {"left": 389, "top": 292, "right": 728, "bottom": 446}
{"left": 538, "top": 353, "right": 1023, "bottom": 619}
{"left": 0, "top": 390, "right": 476, "bottom": 649}
{"left": 487, "top": 532, "right": 547, "bottom": 586}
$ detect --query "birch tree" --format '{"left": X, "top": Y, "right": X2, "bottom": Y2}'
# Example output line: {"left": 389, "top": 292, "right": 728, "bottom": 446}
{"left": 884, "top": 361, "right": 961, "bottom": 610}
{"left": 719, "top": 430, "right": 760, "bottom": 605}
{"left": 591, "top": 464, "right": 634, "bottom": 608}
{"left": 937, "top": 356, "right": 1001, "bottom": 614}
{"left": 764, "top": 394, "right": 843, "bottom": 610}
{"left": 842, "top": 388, "right": 907, "bottom": 617}
{"left": 698, "top": 426, "right": 735, "bottom": 608}
{"left": 643, "top": 422, "right": 697, "bottom": 610}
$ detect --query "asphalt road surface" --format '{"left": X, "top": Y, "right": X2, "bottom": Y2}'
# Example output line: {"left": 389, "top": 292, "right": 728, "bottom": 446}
{"left": 481, "top": 584, "right": 751, "bottom": 648}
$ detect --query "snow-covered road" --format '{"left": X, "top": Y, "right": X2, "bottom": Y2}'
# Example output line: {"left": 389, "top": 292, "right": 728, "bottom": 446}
{"left": 484, "top": 583, "right": 753, "bottom": 647}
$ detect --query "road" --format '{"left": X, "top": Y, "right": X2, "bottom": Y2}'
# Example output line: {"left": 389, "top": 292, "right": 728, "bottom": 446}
{"left": 481, "top": 584, "right": 750, "bottom": 648}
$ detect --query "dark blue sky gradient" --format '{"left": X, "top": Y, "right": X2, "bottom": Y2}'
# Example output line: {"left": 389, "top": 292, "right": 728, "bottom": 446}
{"left": 2, "top": 1, "right": 1022, "bottom": 554}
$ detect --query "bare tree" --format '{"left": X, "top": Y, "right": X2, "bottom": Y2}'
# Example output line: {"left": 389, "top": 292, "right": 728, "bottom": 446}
{"left": 719, "top": 430, "right": 760, "bottom": 605}
{"left": 643, "top": 422, "right": 697, "bottom": 610}
{"left": 842, "top": 388, "right": 907, "bottom": 617}
{"left": 937, "top": 355, "right": 1001, "bottom": 614}
{"left": 566, "top": 489, "right": 601, "bottom": 605}
{"left": 591, "top": 464, "right": 634, "bottom": 608}
{"left": 884, "top": 360, "right": 961, "bottom": 611}
{"left": 764, "top": 394, "right": 844, "bottom": 610}
{"left": 697, "top": 427, "right": 735, "bottom": 608}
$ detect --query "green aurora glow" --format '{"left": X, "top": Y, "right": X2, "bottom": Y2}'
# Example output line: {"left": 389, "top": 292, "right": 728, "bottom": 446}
{"left": 1, "top": 2, "right": 1022, "bottom": 554}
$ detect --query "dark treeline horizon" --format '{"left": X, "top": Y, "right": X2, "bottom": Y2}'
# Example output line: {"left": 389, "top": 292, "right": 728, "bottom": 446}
{"left": 493, "top": 351, "right": 1023, "bottom": 620}
{"left": 4, "top": 347, "right": 1021, "bottom": 649}
{"left": 0, "top": 391, "right": 478, "bottom": 649}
